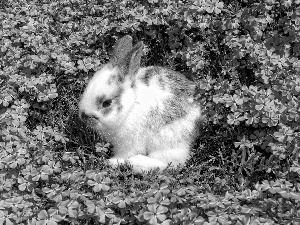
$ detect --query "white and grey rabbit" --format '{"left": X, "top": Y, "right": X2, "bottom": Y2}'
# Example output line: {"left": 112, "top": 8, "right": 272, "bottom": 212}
{"left": 79, "top": 35, "right": 203, "bottom": 173}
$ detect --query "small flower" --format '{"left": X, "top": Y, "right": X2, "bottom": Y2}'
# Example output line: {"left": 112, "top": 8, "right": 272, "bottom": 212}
{"left": 87, "top": 172, "right": 111, "bottom": 192}
{"left": 144, "top": 204, "right": 168, "bottom": 225}
{"left": 204, "top": 0, "right": 224, "bottom": 14}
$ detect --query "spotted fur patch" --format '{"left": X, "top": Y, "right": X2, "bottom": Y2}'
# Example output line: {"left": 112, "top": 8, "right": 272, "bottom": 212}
{"left": 145, "top": 96, "right": 189, "bottom": 129}
{"left": 107, "top": 69, "right": 124, "bottom": 85}
{"left": 162, "top": 97, "right": 189, "bottom": 124}
{"left": 164, "top": 69, "right": 195, "bottom": 97}
{"left": 101, "top": 88, "right": 123, "bottom": 116}
{"left": 95, "top": 96, "right": 105, "bottom": 109}
{"left": 107, "top": 74, "right": 117, "bottom": 85}
{"left": 140, "top": 68, "right": 152, "bottom": 86}
{"left": 139, "top": 67, "right": 159, "bottom": 86}
{"left": 115, "top": 87, "right": 124, "bottom": 98}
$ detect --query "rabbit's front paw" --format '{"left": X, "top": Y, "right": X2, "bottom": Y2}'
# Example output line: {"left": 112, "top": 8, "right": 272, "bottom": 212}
{"left": 108, "top": 158, "right": 125, "bottom": 168}
{"left": 126, "top": 155, "right": 167, "bottom": 173}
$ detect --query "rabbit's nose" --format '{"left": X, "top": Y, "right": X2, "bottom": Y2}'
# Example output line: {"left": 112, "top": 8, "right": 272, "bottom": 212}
{"left": 79, "top": 110, "right": 88, "bottom": 121}
{"left": 79, "top": 110, "right": 99, "bottom": 122}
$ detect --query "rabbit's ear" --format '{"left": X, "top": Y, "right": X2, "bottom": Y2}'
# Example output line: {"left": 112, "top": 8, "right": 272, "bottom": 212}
{"left": 110, "top": 35, "right": 133, "bottom": 66}
{"left": 126, "top": 41, "right": 143, "bottom": 76}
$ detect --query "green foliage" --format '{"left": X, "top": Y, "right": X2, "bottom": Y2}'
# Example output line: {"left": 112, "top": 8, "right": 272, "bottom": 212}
{"left": 1, "top": 0, "right": 300, "bottom": 224}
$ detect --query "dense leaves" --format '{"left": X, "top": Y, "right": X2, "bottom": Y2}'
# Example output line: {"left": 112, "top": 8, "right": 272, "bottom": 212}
{"left": 1, "top": 0, "right": 300, "bottom": 224}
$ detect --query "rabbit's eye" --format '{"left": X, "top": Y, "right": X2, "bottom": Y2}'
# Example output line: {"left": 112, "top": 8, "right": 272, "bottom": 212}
{"left": 102, "top": 99, "right": 112, "bottom": 108}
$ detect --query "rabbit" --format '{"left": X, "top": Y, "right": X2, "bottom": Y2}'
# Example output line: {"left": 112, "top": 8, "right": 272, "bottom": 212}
{"left": 78, "top": 35, "right": 203, "bottom": 173}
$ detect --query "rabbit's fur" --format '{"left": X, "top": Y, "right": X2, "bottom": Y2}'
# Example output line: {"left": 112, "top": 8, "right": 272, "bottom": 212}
{"left": 79, "top": 35, "right": 203, "bottom": 173}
